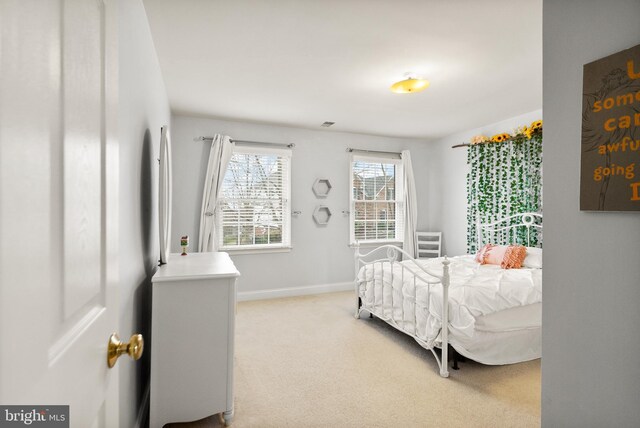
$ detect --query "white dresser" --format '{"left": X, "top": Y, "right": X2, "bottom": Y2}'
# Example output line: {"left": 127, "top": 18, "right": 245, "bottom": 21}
{"left": 150, "top": 252, "right": 240, "bottom": 427}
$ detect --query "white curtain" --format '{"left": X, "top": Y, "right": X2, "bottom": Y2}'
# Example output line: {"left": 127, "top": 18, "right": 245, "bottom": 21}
{"left": 198, "top": 134, "right": 235, "bottom": 252}
{"left": 402, "top": 150, "right": 418, "bottom": 258}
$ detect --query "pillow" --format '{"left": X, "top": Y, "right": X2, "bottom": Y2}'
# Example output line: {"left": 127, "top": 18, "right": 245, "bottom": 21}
{"left": 476, "top": 244, "right": 527, "bottom": 269}
{"left": 523, "top": 247, "right": 543, "bottom": 269}
{"left": 474, "top": 243, "right": 493, "bottom": 263}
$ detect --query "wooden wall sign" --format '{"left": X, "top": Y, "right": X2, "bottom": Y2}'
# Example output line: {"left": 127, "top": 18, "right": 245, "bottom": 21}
{"left": 581, "top": 43, "right": 640, "bottom": 211}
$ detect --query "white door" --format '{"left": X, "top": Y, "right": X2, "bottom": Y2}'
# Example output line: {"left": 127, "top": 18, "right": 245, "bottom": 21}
{"left": 0, "top": 0, "right": 122, "bottom": 426}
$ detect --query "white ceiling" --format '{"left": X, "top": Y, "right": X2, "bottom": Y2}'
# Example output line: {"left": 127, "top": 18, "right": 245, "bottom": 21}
{"left": 143, "top": 0, "right": 542, "bottom": 139}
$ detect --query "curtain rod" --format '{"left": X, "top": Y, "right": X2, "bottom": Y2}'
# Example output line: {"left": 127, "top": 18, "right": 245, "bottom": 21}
{"left": 452, "top": 143, "right": 470, "bottom": 149}
{"left": 346, "top": 147, "right": 402, "bottom": 157}
{"left": 195, "top": 136, "right": 295, "bottom": 149}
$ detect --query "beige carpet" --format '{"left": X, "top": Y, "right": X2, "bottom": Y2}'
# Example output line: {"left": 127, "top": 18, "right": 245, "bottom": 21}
{"left": 167, "top": 291, "right": 540, "bottom": 428}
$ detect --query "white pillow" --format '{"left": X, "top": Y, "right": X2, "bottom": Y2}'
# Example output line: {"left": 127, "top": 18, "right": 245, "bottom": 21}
{"left": 523, "top": 247, "right": 542, "bottom": 269}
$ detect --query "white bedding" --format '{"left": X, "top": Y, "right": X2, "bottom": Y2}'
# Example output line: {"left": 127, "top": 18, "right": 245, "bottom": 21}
{"left": 357, "top": 255, "right": 542, "bottom": 364}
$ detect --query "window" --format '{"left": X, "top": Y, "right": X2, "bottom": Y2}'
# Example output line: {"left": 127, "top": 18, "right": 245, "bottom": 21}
{"left": 218, "top": 146, "right": 291, "bottom": 250}
{"left": 350, "top": 155, "right": 404, "bottom": 244}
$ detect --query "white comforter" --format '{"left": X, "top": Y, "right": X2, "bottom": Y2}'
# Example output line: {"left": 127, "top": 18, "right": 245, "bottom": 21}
{"left": 357, "top": 255, "right": 542, "bottom": 348}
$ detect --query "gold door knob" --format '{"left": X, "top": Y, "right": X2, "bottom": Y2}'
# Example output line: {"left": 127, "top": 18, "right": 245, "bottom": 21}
{"left": 107, "top": 333, "right": 144, "bottom": 368}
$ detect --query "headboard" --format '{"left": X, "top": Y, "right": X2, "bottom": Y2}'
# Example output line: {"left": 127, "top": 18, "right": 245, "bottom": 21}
{"left": 477, "top": 212, "right": 543, "bottom": 249}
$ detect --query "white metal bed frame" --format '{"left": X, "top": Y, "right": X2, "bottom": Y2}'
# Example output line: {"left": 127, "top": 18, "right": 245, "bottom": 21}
{"left": 354, "top": 212, "right": 542, "bottom": 378}
{"left": 476, "top": 212, "right": 543, "bottom": 250}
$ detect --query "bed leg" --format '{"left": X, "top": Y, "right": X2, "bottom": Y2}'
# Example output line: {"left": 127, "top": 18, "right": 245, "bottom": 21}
{"left": 369, "top": 312, "right": 373, "bottom": 319}
{"left": 439, "top": 258, "right": 451, "bottom": 378}
{"left": 451, "top": 345, "right": 460, "bottom": 370}
{"left": 355, "top": 296, "right": 361, "bottom": 319}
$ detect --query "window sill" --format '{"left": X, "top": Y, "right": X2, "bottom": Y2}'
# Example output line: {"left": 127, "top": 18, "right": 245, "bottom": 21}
{"left": 221, "top": 246, "right": 292, "bottom": 256}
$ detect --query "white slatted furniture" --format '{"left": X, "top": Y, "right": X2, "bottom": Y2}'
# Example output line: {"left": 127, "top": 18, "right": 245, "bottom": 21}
{"left": 415, "top": 232, "right": 442, "bottom": 258}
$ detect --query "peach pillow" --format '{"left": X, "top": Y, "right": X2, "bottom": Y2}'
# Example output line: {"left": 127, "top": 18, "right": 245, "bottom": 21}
{"left": 485, "top": 245, "right": 509, "bottom": 266}
{"left": 476, "top": 244, "right": 527, "bottom": 269}
{"left": 475, "top": 243, "right": 493, "bottom": 263}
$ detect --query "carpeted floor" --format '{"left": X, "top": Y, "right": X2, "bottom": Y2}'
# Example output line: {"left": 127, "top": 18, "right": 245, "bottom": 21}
{"left": 166, "top": 291, "right": 540, "bottom": 428}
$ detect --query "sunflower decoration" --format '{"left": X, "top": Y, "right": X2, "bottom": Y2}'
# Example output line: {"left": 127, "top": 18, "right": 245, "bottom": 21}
{"left": 469, "top": 121, "right": 541, "bottom": 145}
{"left": 491, "top": 133, "right": 511, "bottom": 143}
{"left": 530, "top": 120, "right": 543, "bottom": 131}
{"left": 526, "top": 120, "right": 543, "bottom": 138}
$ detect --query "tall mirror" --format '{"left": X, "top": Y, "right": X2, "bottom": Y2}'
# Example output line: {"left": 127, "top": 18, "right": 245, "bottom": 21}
{"left": 159, "top": 125, "right": 172, "bottom": 264}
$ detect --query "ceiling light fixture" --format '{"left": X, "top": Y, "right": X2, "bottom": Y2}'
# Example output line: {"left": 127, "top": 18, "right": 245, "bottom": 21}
{"left": 390, "top": 73, "right": 430, "bottom": 94}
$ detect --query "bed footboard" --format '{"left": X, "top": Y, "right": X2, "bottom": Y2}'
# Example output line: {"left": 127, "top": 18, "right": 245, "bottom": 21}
{"left": 353, "top": 244, "right": 451, "bottom": 378}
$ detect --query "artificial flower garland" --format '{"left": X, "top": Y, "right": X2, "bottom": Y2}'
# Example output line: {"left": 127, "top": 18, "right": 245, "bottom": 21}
{"left": 466, "top": 119, "right": 543, "bottom": 253}
{"left": 469, "top": 119, "right": 543, "bottom": 145}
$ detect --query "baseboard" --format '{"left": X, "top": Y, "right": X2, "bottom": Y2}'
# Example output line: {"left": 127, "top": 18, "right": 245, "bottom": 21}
{"left": 134, "top": 383, "right": 150, "bottom": 428}
{"left": 237, "top": 281, "right": 353, "bottom": 302}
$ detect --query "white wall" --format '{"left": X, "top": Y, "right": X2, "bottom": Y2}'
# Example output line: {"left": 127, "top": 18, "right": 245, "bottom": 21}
{"left": 118, "top": 1, "right": 170, "bottom": 427}
{"left": 542, "top": 1, "right": 640, "bottom": 427}
{"left": 171, "top": 115, "right": 435, "bottom": 294}
{"left": 428, "top": 110, "right": 542, "bottom": 256}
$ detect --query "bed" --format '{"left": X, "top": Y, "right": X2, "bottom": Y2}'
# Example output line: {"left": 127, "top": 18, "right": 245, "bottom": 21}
{"left": 354, "top": 213, "right": 542, "bottom": 378}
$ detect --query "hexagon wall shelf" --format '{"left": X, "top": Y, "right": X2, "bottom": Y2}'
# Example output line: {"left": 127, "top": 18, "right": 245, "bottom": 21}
{"left": 312, "top": 178, "right": 332, "bottom": 198}
{"left": 312, "top": 205, "right": 332, "bottom": 225}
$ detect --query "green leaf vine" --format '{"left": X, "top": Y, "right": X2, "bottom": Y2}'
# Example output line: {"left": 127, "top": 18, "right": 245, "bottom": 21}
{"left": 466, "top": 129, "right": 543, "bottom": 253}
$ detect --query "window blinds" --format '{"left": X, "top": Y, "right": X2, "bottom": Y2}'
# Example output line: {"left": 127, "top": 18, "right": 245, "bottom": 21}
{"left": 218, "top": 148, "right": 291, "bottom": 249}
{"left": 350, "top": 157, "right": 404, "bottom": 243}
